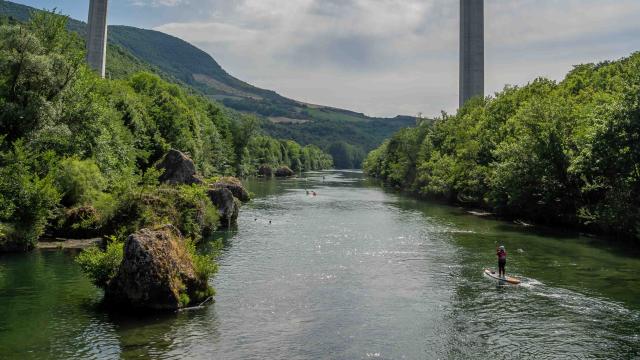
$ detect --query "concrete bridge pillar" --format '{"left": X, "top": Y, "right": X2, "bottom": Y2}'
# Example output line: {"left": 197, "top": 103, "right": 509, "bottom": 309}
{"left": 459, "top": 0, "right": 484, "bottom": 107}
{"left": 86, "top": 0, "right": 109, "bottom": 78}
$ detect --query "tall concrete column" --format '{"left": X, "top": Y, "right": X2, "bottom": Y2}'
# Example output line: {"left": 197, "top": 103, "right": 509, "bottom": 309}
{"left": 459, "top": 0, "right": 484, "bottom": 107}
{"left": 86, "top": 0, "right": 109, "bottom": 78}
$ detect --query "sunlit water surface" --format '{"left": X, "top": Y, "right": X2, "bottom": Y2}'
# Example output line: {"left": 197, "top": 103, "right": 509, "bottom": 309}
{"left": 1, "top": 171, "right": 639, "bottom": 359}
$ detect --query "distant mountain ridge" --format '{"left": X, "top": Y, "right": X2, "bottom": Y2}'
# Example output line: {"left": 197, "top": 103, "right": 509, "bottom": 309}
{"left": 0, "top": 0, "right": 416, "bottom": 167}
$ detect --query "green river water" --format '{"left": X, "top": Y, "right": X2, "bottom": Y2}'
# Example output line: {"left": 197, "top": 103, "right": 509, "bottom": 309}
{"left": 0, "top": 170, "right": 638, "bottom": 359}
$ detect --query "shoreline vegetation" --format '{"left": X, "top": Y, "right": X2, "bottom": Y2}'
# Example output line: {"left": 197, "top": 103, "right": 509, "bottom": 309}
{"left": 0, "top": 12, "right": 332, "bottom": 309}
{"left": 364, "top": 51, "right": 640, "bottom": 244}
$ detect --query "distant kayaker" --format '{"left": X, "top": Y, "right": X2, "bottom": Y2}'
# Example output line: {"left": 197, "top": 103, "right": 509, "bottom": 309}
{"left": 496, "top": 245, "right": 507, "bottom": 278}
{"left": 312, "top": 191, "right": 317, "bottom": 196}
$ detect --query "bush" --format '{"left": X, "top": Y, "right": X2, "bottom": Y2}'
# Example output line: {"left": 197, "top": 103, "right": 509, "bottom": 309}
{"left": 0, "top": 142, "right": 61, "bottom": 251}
{"left": 75, "top": 239, "right": 124, "bottom": 288}
{"left": 185, "top": 239, "right": 219, "bottom": 303}
{"left": 55, "top": 157, "right": 111, "bottom": 206}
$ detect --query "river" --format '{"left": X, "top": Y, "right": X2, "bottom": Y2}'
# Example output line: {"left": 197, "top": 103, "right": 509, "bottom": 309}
{"left": 0, "top": 171, "right": 638, "bottom": 359}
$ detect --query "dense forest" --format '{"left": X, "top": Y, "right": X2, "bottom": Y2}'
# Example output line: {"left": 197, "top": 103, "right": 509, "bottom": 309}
{"left": 365, "top": 53, "right": 640, "bottom": 242}
{"left": 0, "top": 13, "right": 332, "bottom": 253}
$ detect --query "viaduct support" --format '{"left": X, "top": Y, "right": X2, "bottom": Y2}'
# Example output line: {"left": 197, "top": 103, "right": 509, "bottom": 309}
{"left": 459, "top": 0, "right": 484, "bottom": 107}
{"left": 86, "top": 0, "right": 109, "bottom": 78}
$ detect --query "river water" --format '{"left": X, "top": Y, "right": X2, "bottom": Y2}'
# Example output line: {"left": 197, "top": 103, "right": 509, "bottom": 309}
{"left": 0, "top": 171, "right": 638, "bottom": 359}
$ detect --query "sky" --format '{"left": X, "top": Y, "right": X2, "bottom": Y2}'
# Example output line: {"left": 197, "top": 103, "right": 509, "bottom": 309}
{"left": 13, "top": 0, "right": 640, "bottom": 117}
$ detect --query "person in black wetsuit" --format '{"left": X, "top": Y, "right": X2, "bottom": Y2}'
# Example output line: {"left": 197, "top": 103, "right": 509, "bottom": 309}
{"left": 497, "top": 245, "right": 507, "bottom": 278}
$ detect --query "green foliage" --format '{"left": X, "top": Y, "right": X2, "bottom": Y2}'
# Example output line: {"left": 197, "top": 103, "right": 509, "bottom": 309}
{"left": 0, "top": 10, "right": 83, "bottom": 143}
{"left": 108, "top": 184, "right": 219, "bottom": 243}
{"left": 75, "top": 239, "right": 124, "bottom": 288}
{"left": 366, "top": 52, "right": 640, "bottom": 242}
{"left": 186, "top": 239, "right": 219, "bottom": 283}
{"left": 327, "top": 141, "right": 365, "bottom": 169}
{"left": 56, "top": 158, "right": 108, "bottom": 206}
{"left": 243, "top": 135, "right": 333, "bottom": 175}
{"left": 0, "top": 141, "right": 60, "bottom": 250}
{"left": 183, "top": 238, "right": 219, "bottom": 304}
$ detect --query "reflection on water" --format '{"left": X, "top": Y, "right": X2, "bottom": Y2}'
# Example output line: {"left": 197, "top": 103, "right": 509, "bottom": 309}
{"left": 0, "top": 171, "right": 638, "bottom": 359}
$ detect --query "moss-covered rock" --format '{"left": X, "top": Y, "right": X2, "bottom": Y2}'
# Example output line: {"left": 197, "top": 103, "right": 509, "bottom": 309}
{"left": 105, "top": 225, "right": 212, "bottom": 311}
{"left": 210, "top": 177, "right": 250, "bottom": 202}
{"left": 207, "top": 187, "right": 238, "bottom": 228}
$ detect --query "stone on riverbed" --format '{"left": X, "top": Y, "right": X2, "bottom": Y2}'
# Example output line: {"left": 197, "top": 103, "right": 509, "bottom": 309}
{"left": 207, "top": 187, "right": 239, "bottom": 228}
{"left": 258, "top": 165, "right": 273, "bottom": 177}
{"left": 274, "top": 166, "right": 295, "bottom": 177}
{"left": 105, "top": 225, "right": 208, "bottom": 311}
{"left": 210, "top": 177, "right": 250, "bottom": 202}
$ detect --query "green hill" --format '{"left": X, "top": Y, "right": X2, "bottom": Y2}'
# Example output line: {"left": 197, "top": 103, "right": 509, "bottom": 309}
{"left": 0, "top": 0, "right": 415, "bottom": 167}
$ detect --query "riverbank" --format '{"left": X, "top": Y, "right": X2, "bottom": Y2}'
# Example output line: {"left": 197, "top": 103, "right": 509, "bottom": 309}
{"left": 37, "top": 237, "right": 103, "bottom": 250}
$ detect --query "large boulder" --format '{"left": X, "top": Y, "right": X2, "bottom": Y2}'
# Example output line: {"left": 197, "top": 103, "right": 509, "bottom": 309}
{"left": 211, "top": 177, "right": 250, "bottom": 202}
{"left": 207, "top": 187, "right": 239, "bottom": 228}
{"left": 275, "top": 166, "right": 295, "bottom": 177}
{"left": 258, "top": 165, "right": 273, "bottom": 177}
{"left": 106, "top": 225, "right": 206, "bottom": 310}
{"left": 156, "top": 149, "right": 202, "bottom": 185}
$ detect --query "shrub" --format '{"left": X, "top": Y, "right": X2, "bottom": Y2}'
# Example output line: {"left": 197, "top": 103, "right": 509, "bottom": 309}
{"left": 56, "top": 158, "right": 108, "bottom": 207}
{"left": 0, "top": 142, "right": 61, "bottom": 250}
{"left": 185, "top": 239, "right": 219, "bottom": 303}
{"left": 75, "top": 239, "right": 124, "bottom": 288}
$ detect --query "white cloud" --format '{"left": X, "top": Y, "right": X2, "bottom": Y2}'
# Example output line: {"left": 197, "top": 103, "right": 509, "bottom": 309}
{"left": 154, "top": 0, "right": 640, "bottom": 117}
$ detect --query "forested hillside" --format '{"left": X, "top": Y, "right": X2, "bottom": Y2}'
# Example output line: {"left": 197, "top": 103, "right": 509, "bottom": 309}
{"left": 365, "top": 53, "right": 640, "bottom": 242}
{"left": 0, "top": 12, "right": 331, "bottom": 252}
{"left": 0, "top": 0, "right": 415, "bottom": 168}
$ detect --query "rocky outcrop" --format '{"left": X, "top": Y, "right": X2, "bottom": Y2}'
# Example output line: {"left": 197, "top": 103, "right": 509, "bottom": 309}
{"left": 211, "top": 177, "right": 250, "bottom": 202}
{"left": 275, "top": 166, "right": 295, "bottom": 177}
{"left": 105, "top": 225, "right": 207, "bottom": 310}
{"left": 258, "top": 165, "right": 273, "bottom": 177}
{"left": 207, "top": 187, "right": 239, "bottom": 228}
{"left": 156, "top": 149, "right": 202, "bottom": 185}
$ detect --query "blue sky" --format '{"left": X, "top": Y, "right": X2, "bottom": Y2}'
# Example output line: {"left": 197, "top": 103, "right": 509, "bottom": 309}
{"left": 12, "top": 0, "right": 640, "bottom": 117}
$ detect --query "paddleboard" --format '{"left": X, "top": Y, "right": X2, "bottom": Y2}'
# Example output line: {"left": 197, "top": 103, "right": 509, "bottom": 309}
{"left": 484, "top": 268, "right": 521, "bottom": 285}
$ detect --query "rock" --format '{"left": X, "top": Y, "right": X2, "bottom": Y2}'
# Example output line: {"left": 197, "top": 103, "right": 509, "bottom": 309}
{"left": 106, "top": 225, "right": 206, "bottom": 310}
{"left": 156, "top": 149, "right": 202, "bottom": 185}
{"left": 211, "top": 177, "right": 250, "bottom": 202}
{"left": 275, "top": 166, "right": 295, "bottom": 177}
{"left": 258, "top": 165, "right": 273, "bottom": 177}
{"left": 207, "top": 188, "right": 239, "bottom": 228}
